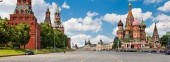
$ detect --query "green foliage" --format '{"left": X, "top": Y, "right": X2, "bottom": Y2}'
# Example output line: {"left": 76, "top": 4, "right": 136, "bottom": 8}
{"left": 40, "top": 23, "right": 54, "bottom": 48}
{"left": 160, "top": 32, "right": 170, "bottom": 47}
{"left": 113, "top": 37, "right": 121, "bottom": 49}
{"left": 15, "top": 24, "right": 30, "bottom": 49}
{"left": 40, "top": 23, "right": 68, "bottom": 49}
{"left": 0, "top": 18, "right": 10, "bottom": 46}
{"left": 0, "top": 18, "right": 30, "bottom": 48}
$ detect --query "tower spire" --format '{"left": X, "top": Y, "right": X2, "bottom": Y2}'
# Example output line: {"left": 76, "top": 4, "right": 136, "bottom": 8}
{"left": 152, "top": 23, "right": 159, "bottom": 42}
{"left": 44, "top": 7, "right": 51, "bottom": 26}
{"left": 153, "top": 23, "right": 158, "bottom": 35}
{"left": 128, "top": 3, "right": 132, "bottom": 11}
{"left": 126, "top": 2, "right": 134, "bottom": 27}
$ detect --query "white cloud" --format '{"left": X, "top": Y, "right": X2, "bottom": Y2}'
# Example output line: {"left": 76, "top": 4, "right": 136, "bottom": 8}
{"left": 144, "top": 0, "right": 164, "bottom": 4}
{"left": 112, "top": 27, "right": 118, "bottom": 36}
{"left": 0, "top": 0, "right": 17, "bottom": 19}
{"left": 70, "top": 34, "right": 113, "bottom": 47}
{"left": 154, "top": 14, "right": 170, "bottom": 22}
{"left": 62, "top": 1, "right": 70, "bottom": 9}
{"left": 157, "top": 1, "right": 170, "bottom": 12}
{"left": 103, "top": 8, "right": 152, "bottom": 24}
{"left": 63, "top": 11, "right": 102, "bottom": 36}
{"left": 91, "top": 35, "right": 113, "bottom": 44}
{"left": 146, "top": 22, "right": 170, "bottom": 37}
{"left": 146, "top": 14, "right": 170, "bottom": 37}
{"left": 71, "top": 34, "right": 91, "bottom": 47}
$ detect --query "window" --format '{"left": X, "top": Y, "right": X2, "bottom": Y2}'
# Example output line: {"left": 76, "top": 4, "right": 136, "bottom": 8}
{"left": 21, "top": 10, "right": 24, "bottom": 14}
{"left": 25, "top": 10, "right": 28, "bottom": 14}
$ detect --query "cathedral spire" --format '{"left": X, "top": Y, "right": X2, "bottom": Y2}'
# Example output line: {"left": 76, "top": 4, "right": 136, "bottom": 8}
{"left": 152, "top": 23, "right": 159, "bottom": 42}
{"left": 153, "top": 23, "right": 158, "bottom": 36}
{"left": 128, "top": 3, "right": 132, "bottom": 11}
{"left": 126, "top": 3, "right": 134, "bottom": 27}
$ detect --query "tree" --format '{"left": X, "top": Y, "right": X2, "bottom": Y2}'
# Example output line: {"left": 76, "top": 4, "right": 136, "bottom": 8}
{"left": 160, "top": 32, "right": 170, "bottom": 47}
{"left": 15, "top": 23, "right": 30, "bottom": 49}
{"left": 40, "top": 23, "right": 54, "bottom": 48}
{"left": 113, "top": 37, "right": 121, "bottom": 49}
{"left": 0, "top": 18, "right": 10, "bottom": 48}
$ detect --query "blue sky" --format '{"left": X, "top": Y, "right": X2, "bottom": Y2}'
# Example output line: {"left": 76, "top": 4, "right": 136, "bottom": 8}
{"left": 0, "top": 0, "right": 170, "bottom": 47}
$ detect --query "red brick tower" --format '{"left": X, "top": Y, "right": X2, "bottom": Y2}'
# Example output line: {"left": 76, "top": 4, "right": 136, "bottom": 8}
{"left": 152, "top": 23, "right": 159, "bottom": 42}
{"left": 125, "top": 3, "right": 134, "bottom": 38}
{"left": 54, "top": 5, "right": 64, "bottom": 33}
{"left": 8, "top": 0, "right": 41, "bottom": 49}
{"left": 117, "top": 20, "right": 124, "bottom": 39}
{"left": 44, "top": 7, "right": 52, "bottom": 26}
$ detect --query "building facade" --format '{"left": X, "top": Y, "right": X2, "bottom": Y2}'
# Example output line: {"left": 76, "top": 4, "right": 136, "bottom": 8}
{"left": 83, "top": 40, "right": 113, "bottom": 51}
{"left": 116, "top": 3, "right": 160, "bottom": 49}
{"left": 8, "top": 0, "right": 41, "bottom": 49}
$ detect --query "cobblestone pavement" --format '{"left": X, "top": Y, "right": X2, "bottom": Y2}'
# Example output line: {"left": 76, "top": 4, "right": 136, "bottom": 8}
{"left": 0, "top": 50, "right": 170, "bottom": 62}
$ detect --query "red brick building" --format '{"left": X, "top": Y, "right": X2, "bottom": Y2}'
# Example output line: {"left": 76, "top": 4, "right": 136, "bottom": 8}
{"left": 8, "top": 0, "right": 41, "bottom": 49}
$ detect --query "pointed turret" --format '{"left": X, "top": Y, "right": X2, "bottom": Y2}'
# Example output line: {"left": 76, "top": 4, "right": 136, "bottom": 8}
{"left": 118, "top": 20, "right": 123, "bottom": 26}
{"left": 126, "top": 3, "right": 134, "bottom": 27}
{"left": 140, "top": 20, "right": 146, "bottom": 41}
{"left": 87, "top": 40, "right": 91, "bottom": 45}
{"left": 117, "top": 20, "right": 124, "bottom": 39}
{"left": 140, "top": 20, "right": 146, "bottom": 28}
{"left": 54, "top": 4, "right": 64, "bottom": 33}
{"left": 152, "top": 23, "right": 159, "bottom": 42}
{"left": 85, "top": 40, "right": 87, "bottom": 45}
{"left": 44, "top": 7, "right": 52, "bottom": 26}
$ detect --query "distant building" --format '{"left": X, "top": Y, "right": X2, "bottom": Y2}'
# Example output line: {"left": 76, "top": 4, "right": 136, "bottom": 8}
{"left": 83, "top": 40, "right": 113, "bottom": 51}
{"left": 8, "top": 0, "right": 41, "bottom": 49}
{"left": 96, "top": 40, "right": 113, "bottom": 51}
{"left": 116, "top": 3, "right": 161, "bottom": 49}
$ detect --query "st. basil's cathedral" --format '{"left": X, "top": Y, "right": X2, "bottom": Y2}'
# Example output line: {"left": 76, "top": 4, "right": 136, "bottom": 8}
{"left": 116, "top": 3, "right": 161, "bottom": 49}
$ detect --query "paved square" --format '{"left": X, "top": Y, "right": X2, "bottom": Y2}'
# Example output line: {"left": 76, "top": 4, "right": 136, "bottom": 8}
{"left": 0, "top": 51, "right": 170, "bottom": 62}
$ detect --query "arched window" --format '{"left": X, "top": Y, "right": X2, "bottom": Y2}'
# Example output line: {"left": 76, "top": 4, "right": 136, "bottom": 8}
{"left": 21, "top": 9, "right": 24, "bottom": 14}
{"left": 25, "top": 10, "right": 28, "bottom": 14}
